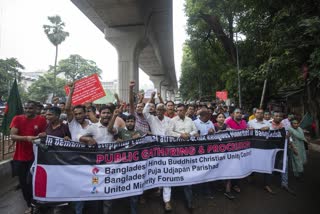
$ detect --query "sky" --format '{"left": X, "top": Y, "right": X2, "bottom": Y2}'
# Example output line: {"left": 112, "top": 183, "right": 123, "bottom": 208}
{"left": 0, "top": 0, "right": 187, "bottom": 90}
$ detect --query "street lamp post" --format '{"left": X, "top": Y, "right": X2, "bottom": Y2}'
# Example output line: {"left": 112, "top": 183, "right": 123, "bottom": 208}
{"left": 235, "top": 32, "right": 242, "bottom": 108}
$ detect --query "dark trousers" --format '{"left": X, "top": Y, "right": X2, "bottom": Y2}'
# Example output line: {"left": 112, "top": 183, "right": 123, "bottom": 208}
{"left": 263, "top": 174, "right": 271, "bottom": 186}
{"left": 15, "top": 160, "right": 33, "bottom": 207}
{"left": 102, "top": 197, "right": 138, "bottom": 214}
{"left": 183, "top": 185, "right": 193, "bottom": 204}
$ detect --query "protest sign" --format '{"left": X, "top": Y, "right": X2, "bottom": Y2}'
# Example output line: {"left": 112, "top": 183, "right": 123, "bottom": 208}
{"left": 144, "top": 89, "right": 157, "bottom": 99}
{"left": 33, "top": 129, "right": 286, "bottom": 202}
{"left": 64, "top": 74, "right": 106, "bottom": 105}
{"left": 216, "top": 91, "right": 228, "bottom": 101}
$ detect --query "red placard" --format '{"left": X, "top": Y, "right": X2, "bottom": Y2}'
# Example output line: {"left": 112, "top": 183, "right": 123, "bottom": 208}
{"left": 216, "top": 91, "right": 228, "bottom": 101}
{"left": 65, "top": 74, "right": 106, "bottom": 105}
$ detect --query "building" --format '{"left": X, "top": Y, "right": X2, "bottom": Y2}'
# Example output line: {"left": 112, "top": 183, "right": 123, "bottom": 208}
{"left": 20, "top": 71, "right": 46, "bottom": 90}
{"left": 101, "top": 80, "right": 118, "bottom": 94}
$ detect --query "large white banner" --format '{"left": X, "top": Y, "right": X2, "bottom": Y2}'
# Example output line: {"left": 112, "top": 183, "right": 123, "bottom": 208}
{"left": 33, "top": 129, "right": 286, "bottom": 201}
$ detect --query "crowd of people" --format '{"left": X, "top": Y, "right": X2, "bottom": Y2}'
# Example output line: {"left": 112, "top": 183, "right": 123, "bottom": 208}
{"left": 9, "top": 81, "right": 309, "bottom": 214}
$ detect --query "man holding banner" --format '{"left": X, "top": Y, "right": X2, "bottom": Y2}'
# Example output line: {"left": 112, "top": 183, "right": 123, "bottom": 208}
{"left": 10, "top": 101, "right": 47, "bottom": 214}
{"left": 169, "top": 103, "right": 199, "bottom": 210}
{"left": 108, "top": 109, "right": 145, "bottom": 214}
{"left": 65, "top": 83, "right": 93, "bottom": 142}
{"left": 225, "top": 108, "right": 247, "bottom": 194}
{"left": 79, "top": 105, "right": 115, "bottom": 145}
{"left": 270, "top": 112, "right": 295, "bottom": 195}
{"left": 143, "top": 92, "right": 173, "bottom": 211}
{"left": 248, "top": 108, "right": 274, "bottom": 194}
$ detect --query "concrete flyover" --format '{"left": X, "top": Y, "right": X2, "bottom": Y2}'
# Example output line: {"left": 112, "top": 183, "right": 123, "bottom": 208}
{"left": 71, "top": 0, "right": 178, "bottom": 102}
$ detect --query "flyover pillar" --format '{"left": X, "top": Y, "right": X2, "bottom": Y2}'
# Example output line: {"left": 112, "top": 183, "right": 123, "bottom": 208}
{"left": 167, "top": 90, "right": 175, "bottom": 102}
{"left": 105, "top": 26, "right": 146, "bottom": 102}
{"left": 161, "top": 86, "right": 168, "bottom": 101}
{"left": 150, "top": 75, "right": 165, "bottom": 97}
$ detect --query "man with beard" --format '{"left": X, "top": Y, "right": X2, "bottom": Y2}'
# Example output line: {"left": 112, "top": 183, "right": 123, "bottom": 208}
{"left": 65, "top": 83, "right": 93, "bottom": 142}
{"left": 79, "top": 105, "right": 116, "bottom": 145}
{"left": 108, "top": 110, "right": 145, "bottom": 141}
{"left": 65, "top": 83, "right": 95, "bottom": 214}
{"left": 10, "top": 101, "right": 47, "bottom": 214}
{"left": 107, "top": 110, "right": 144, "bottom": 214}
{"left": 78, "top": 105, "right": 116, "bottom": 214}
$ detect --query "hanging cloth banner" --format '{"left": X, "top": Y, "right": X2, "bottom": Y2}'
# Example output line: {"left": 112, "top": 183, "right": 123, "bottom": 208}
{"left": 33, "top": 129, "right": 286, "bottom": 202}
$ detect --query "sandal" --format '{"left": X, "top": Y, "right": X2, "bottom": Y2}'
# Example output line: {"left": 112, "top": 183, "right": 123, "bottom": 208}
{"left": 232, "top": 185, "right": 241, "bottom": 193}
{"left": 224, "top": 192, "right": 236, "bottom": 200}
{"left": 264, "top": 186, "right": 276, "bottom": 195}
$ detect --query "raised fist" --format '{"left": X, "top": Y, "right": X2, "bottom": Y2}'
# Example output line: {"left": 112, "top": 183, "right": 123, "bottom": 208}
{"left": 129, "top": 81, "right": 135, "bottom": 88}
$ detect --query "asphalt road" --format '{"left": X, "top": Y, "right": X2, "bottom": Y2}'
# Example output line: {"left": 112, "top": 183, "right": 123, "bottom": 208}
{"left": 1, "top": 150, "right": 319, "bottom": 214}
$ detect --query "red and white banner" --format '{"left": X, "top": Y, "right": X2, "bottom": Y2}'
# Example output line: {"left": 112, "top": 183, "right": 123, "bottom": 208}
{"left": 33, "top": 130, "right": 286, "bottom": 202}
{"left": 64, "top": 74, "right": 106, "bottom": 105}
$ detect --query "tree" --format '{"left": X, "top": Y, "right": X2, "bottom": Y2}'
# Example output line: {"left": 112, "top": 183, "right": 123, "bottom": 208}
{"left": 27, "top": 72, "right": 67, "bottom": 103}
{"left": 56, "top": 54, "right": 102, "bottom": 81}
{"left": 0, "top": 58, "right": 24, "bottom": 100}
{"left": 181, "top": 0, "right": 320, "bottom": 134}
{"left": 43, "top": 15, "right": 69, "bottom": 95}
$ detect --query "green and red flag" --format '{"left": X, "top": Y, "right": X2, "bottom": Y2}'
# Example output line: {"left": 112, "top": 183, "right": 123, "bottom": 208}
{"left": 1, "top": 79, "right": 23, "bottom": 135}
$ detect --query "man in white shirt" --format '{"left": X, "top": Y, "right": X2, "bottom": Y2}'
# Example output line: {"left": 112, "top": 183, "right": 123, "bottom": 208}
{"left": 248, "top": 108, "right": 271, "bottom": 130}
{"left": 169, "top": 103, "right": 199, "bottom": 210}
{"left": 65, "top": 83, "right": 93, "bottom": 142}
{"left": 170, "top": 104, "right": 198, "bottom": 139}
{"left": 143, "top": 92, "right": 171, "bottom": 136}
{"left": 65, "top": 83, "right": 94, "bottom": 214}
{"left": 247, "top": 108, "right": 274, "bottom": 194}
{"left": 79, "top": 105, "right": 117, "bottom": 214}
{"left": 193, "top": 109, "right": 215, "bottom": 198}
{"left": 143, "top": 92, "right": 172, "bottom": 211}
{"left": 194, "top": 109, "right": 215, "bottom": 135}
{"left": 79, "top": 105, "right": 116, "bottom": 144}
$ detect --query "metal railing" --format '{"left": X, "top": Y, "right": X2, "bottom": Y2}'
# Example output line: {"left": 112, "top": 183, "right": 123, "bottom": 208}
{"left": 0, "top": 133, "right": 15, "bottom": 161}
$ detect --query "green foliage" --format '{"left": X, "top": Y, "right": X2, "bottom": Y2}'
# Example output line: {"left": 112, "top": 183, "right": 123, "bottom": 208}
{"left": 43, "top": 15, "right": 69, "bottom": 47}
{"left": 18, "top": 85, "right": 30, "bottom": 104}
{"left": 0, "top": 58, "right": 24, "bottom": 100}
{"left": 56, "top": 54, "right": 102, "bottom": 81}
{"left": 181, "top": 0, "right": 320, "bottom": 108}
{"left": 27, "top": 72, "right": 67, "bottom": 103}
{"left": 43, "top": 15, "right": 69, "bottom": 96}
